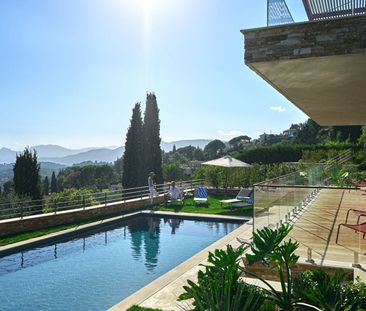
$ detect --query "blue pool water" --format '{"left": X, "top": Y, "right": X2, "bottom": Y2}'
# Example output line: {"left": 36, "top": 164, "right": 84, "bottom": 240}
{"left": 0, "top": 215, "right": 242, "bottom": 311}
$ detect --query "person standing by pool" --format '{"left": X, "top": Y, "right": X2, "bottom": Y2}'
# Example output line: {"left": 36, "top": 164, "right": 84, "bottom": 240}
{"left": 148, "top": 172, "right": 159, "bottom": 204}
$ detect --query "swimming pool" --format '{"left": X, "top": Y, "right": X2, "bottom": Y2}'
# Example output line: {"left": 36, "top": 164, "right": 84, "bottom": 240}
{"left": 0, "top": 214, "right": 243, "bottom": 310}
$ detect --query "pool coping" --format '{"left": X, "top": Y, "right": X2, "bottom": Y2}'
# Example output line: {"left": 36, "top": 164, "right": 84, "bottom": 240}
{"left": 0, "top": 210, "right": 249, "bottom": 257}
{"left": 109, "top": 217, "right": 252, "bottom": 311}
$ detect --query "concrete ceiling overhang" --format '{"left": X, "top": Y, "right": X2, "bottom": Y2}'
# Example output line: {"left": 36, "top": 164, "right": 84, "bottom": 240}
{"left": 248, "top": 53, "right": 366, "bottom": 126}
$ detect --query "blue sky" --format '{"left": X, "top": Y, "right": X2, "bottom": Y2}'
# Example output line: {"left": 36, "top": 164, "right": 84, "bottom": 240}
{"left": 0, "top": 0, "right": 308, "bottom": 150}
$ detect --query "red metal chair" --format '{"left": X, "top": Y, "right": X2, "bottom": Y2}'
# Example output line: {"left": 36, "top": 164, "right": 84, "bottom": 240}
{"left": 336, "top": 222, "right": 366, "bottom": 244}
{"left": 345, "top": 208, "right": 366, "bottom": 224}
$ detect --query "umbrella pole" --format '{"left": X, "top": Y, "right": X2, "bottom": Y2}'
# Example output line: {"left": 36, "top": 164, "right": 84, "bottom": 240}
{"left": 225, "top": 169, "right": 228, "bottom": 196}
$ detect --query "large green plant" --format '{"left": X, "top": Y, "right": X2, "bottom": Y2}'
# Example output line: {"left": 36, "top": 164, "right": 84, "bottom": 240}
{"left": 178, "top": 245, "right": 265, "bottom": 311}
{"left": 242, "top": 225, "right": 319, "bottom": 310}
{"left": 294, "top": 270, "right": 366, "bottom": 311}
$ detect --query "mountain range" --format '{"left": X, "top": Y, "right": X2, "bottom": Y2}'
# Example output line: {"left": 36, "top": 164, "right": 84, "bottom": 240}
{"left": 0, "top": 139, "right": 211, "bottom": 165}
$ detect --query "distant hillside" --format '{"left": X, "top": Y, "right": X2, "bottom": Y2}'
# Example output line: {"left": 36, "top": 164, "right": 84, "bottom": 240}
{"left": 0, "top": 148, "right": 17, "bottom": 164}
{"left": 0, "top": 162, "right": 66, "bottom": 186}
{"left": 41, "top": 147, "right": 124, "bottom": 165}
{"left": 31, "top": 145, "right": 95, "bottom": 158}
{"left": 0, "top": 140, "right": 211, "bottom": 165}
{"left": 161, "top": 139, "right": 211, "bottom": 151}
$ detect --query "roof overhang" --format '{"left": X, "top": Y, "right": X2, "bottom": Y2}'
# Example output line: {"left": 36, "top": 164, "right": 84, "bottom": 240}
{"left": 242, "top": 15, "right": 366, "bottom": 126}
{"left": 248, "top": 53, "right": 366, "bottom": 125}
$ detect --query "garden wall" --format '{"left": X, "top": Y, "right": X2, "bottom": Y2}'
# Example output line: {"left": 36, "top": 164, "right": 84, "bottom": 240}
{"left": 0, "top": 195, "right": 165, "bottom": 238}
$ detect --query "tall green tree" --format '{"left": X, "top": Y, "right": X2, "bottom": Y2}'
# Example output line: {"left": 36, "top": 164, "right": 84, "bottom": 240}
{"left": 51, "top": 171, "right": 58, "bottom": 193}
{"left": 13, "top": 148, "right": 41, "bottom": 200}
{"left": 43, "top": 176, "right": 50, "bottom": 196}
{"left": 3, "top": 180, "right": 13, "bottom": 196}
{"left": 329, "top": 125, "right": 362, "bottom": 143}
{"left": 229, "top": 135, "right": 251, "bottom": 150}
{"left": 122, "top": 103, "right": 144, "bottom": 188}
{"left": 114, "top": 157, "right": 123, "bottom": 183}
{"left": 294, "top": 119, "right": 322, "bottom": 144}
{"left": 143, "top": 93, "right": 163, "bottom": 183}
{"left": 204, "top": 139, "right": 226, "bottom": 159}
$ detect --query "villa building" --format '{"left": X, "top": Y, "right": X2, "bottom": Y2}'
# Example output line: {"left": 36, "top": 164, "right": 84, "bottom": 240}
{"left": 242, "top": 0, "right": 366, "bottom": 268}
{"left": 242, "top": 0, "right": 366, "bottom": 126}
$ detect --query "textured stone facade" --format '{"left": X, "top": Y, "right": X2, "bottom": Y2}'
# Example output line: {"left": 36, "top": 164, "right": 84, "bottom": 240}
{"left": 242, "top": 15, "right": 366, "bottom": 63}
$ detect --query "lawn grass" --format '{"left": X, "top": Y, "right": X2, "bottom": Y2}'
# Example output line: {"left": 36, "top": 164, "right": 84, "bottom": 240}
{"left": 154, "top": 194, "right": 253, "bottom": 218}
{"left": 127, "top": 306, "right": 162, "bottom": 311}
{"left": 0, "top": 220, "right": 92, "bottom": 247}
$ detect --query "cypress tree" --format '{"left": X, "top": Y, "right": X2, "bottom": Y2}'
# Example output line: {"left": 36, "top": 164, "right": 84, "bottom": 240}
{"left": 43, "top": 176, "right": 50, "bottom": 196}
{"left": 51, "top": 171, "right": 58, "bottom": 193}
{"left": 122, "top": 103, "right": 144, "bottom": 188}
{"left": 143, "top": 93, "right": 163, "bottom": 183}
{"left": 13, "top": 147, "right": 41, "bottom": 200}
{"left": 172, "top": 144, "right": 176, "bottom": 153}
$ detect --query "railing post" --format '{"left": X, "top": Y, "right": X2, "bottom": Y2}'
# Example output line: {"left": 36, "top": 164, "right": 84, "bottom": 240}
{"left": 353, "top": 252, "right": 361, "bottom": 268}
{"left": 306, "top": 247, "right": 315, "bottom": 264}
{"left": 104, "top": 192, "right": 107, "bottom": 206}
{"left": 54, "top": 199, "right": 57, "bottom": 214}
{"left": 141, "top": 188, "right": 143, "bottom": 200}
{"left": 83, "top": 196, "right": 86, "bottom": 210}
{"left": 20, "top": 203, "right": 23, "bottom": 219}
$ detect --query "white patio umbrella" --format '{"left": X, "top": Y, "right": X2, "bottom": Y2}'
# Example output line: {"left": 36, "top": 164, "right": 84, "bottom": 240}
{"left": 202, "top": 156, "right": 252, "bottom": 192}
{"left": 202, "top": 155, "right": 252, "bottom": 168}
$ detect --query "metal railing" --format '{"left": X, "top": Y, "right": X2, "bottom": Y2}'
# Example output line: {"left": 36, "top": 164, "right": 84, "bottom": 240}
{"left": 0, "top": 179, "right": 204, "bottom": 221}
{"left": 267, "top": 0, "right": 294, "bottom": 26}
{"left": 303, "top": 0, "right": 366, "bottom": 21}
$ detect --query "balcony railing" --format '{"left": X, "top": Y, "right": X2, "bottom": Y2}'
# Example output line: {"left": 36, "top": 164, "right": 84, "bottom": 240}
{"left": 252, "top": 153, "right": 366, "bottom": 265}
{"left": 267, "top": 0, "right": 366, "bottom": 27}
{"left": 303, "top": 0, "right": 366, "bottom": 21}
{"left": 0, "top": 179, "right": 204, "bottom": 221}
{"left": 267, "top": 0, "right": 294, "bottom": 26}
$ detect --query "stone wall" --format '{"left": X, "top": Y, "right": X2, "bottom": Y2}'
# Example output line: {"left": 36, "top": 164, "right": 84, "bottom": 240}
{"left": 0, "top": 196, "right": 165, "bottom": 238}
{"left": 242, "top": 15, "right": 366, "bottom": 63}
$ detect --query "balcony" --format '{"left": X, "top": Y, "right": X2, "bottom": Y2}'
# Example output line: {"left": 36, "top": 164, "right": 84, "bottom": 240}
{"left": 242, "top": 1, "right": 366, "bottom": 126}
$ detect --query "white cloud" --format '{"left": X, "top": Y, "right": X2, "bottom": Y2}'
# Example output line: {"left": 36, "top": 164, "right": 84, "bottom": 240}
{"left": 270, "top": 105, "right": 286, "bottom": 112}
{"left": 218, "top": 130, "right": 244, "bottom": 137}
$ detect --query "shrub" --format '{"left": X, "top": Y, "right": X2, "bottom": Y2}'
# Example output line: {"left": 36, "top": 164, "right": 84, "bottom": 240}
{"left": 236, "top": 144, "right": 358, "bottom": 165}
{"left": 294, "top": 269, "right": 366, "bottom": 310}
{"left": 179, "top": 245, "right": 265, "bottom": 311}
{"left": 195, "top": 163, "right": 299, "bottom": 188}
{"left": 43, "top": 188, "right": 98, "bottom": 213}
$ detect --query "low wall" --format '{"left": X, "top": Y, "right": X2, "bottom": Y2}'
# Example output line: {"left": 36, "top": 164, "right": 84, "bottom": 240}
{"left": 245, "top": 261, "right": 354, "bottom": 282}
{"left": 0, "top": 196, "right": 165, "bottom": 238}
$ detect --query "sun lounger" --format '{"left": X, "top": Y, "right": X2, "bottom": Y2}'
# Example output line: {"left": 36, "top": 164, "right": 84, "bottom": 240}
{"left": 220, "top": 188, "right": 253, "bottom": 208}
{"left": 336, "top": 221, "right": 366, "bottom": 244}
{"left": 194, "top": 187, "right": 208, "bottom": 207}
